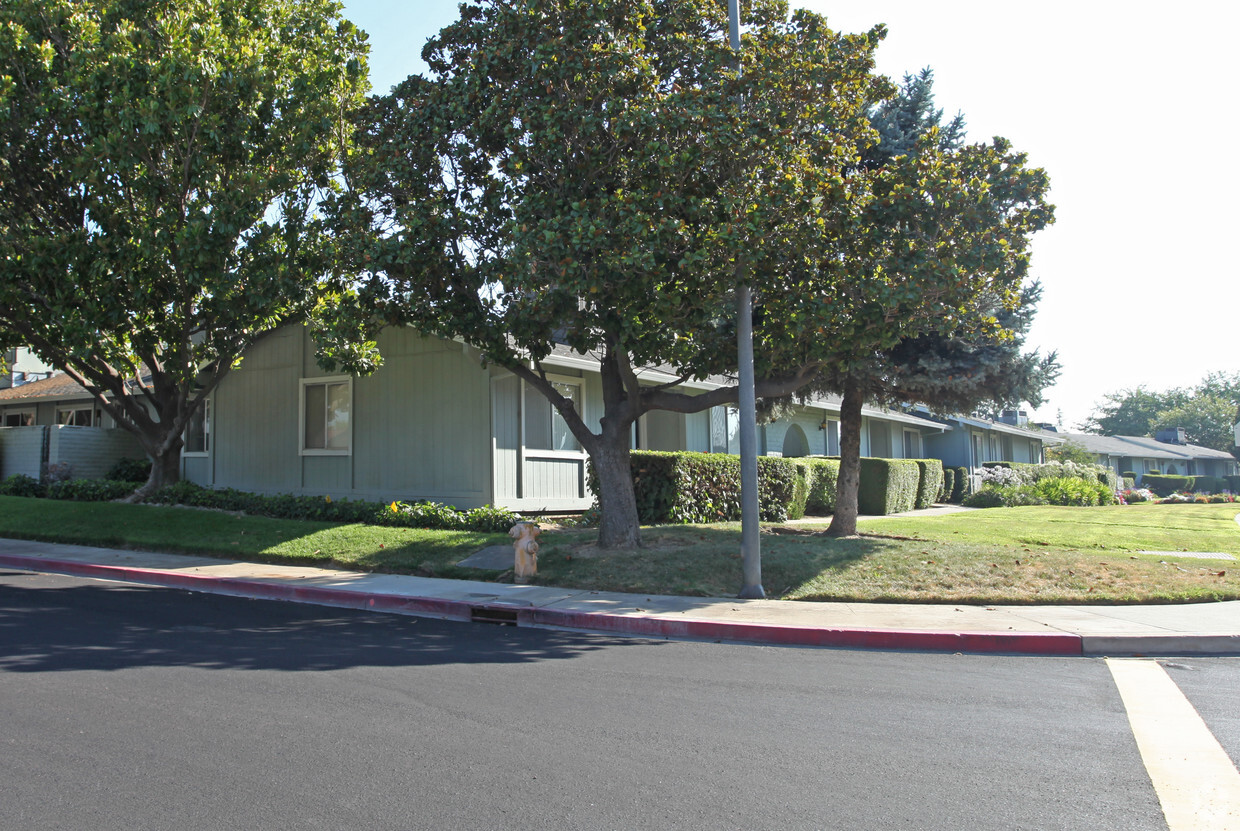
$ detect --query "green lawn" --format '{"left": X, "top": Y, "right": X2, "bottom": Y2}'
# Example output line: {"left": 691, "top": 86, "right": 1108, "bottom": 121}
{"left": 0, "top": 496, "right": 507, "bottom": 579}
{"left": 1, "top": 496, "right": 1236, "bottom": 604}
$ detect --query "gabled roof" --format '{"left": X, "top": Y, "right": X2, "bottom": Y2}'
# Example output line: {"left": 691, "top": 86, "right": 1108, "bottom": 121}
{"left": 0, "top": 369, "right": 153, "bottom": 404}
{"left": 1111, "top": 435, "right": 1236, "bottom": 461}
{"left": 0, "top": 372, "right": 91, "bottom": 402}
{"left": 1058, "top": 432, "right": 1235, "bottom": 461}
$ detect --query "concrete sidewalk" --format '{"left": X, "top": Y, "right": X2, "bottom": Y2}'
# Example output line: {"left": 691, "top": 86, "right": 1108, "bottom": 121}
{"left": 1, "top": 536, "right": 1237, "bottom": 657}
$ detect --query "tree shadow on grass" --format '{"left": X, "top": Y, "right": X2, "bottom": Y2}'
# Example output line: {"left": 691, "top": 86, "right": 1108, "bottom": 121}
{"left": 0, "top": 570, "right": 657, "bottom": 675}
{"left": 533, "top": 523, "right": 899, "bottom": 598}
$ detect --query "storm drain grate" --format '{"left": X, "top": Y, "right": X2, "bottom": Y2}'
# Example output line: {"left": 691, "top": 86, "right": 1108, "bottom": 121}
{"left": 470, "top": 606, "right": 519, "bottom": 626}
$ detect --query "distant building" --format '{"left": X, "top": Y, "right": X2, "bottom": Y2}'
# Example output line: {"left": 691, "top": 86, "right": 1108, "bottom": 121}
{"left": 1, "top": 347, "right": 58, "bottom": 390}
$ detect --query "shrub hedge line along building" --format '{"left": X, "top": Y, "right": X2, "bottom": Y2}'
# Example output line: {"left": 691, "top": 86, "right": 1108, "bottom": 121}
{"left": 1141, "top": 473, "right": 1233, "bottom": 497}
{"left": 858, "top": 457, "right": 921, "bottom": 515}
{"left": 798, "top": 458, "right": 841, "bottom": 516}
{"left": 913, "top": 459, "right": 945, "bottom": 509}
{"left": 0, "top": 474, "right": 523, "bottom": 533}
{"left": 588, "top": 451, "right": 944, "bottom": 525}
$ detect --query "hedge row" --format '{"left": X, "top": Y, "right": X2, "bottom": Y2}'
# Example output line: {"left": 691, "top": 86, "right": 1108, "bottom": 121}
{"left": 1141, "top": 473, "right": 1232, "bottom": 497}
{"left": 592, "top": 451, "right": 799, "bottom": 524}
{"left": 858, "top": 458, "right": 920, "bottom": 515}
{"left": 592, "top": 452, "right": 940, "bottom": 525}
{"left": 798, "top": 458, "right": 841, "bottom": 516}
{"left": 0, "top": 474, "right": 522, "bottom": 533}
{"left": 951, "top": 467, "right": 969, "bottom": 503}
{"left": 913, "top": 459, "right": 945, "bottom": 509}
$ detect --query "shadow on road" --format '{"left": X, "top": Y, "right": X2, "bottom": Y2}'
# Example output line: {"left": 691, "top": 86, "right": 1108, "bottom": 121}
{"left": 0, "top": 571, "right": 659, "bottom": 674}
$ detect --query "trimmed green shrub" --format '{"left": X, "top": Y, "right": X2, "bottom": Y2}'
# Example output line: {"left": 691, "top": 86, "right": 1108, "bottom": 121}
{"left": 105, "top": 457, "right": 152, "bottom": 483}
{"left": 962, "top": 488, "right": 1005, "bottom": 508}
{"left": 801, "top": 457, "right": 840, "bottom": 515}
{"left": 942, "top": 468, "right": 955, "bottom": 504}
{"left": 756, "top": 457, "right": 799, "bottom": 522}
{"left": 858, "top": 458, "right": 920, "bottom": 515}
{"left": 912, "top": 459, "right": 945, "bottom": 509}
{"left": 1121, "top": 471, "right": 1136, "bottom": 481}
{"left": 952, "top": 467, "right": 969, "bottom": 502}
{"left": 0, "top": 473, "right": 44, "bottom": 498}
{"left": 45, "top": 479, "right": 136, "bottom": 502}
{"left": 1226, "top": 475, "right": 1240, "bottom": 493}
{"left": 1121, "top": 476, "right": 1135, "bottom": 489}
{"left": 1148, "top": 468, "right": 1162, "bottom": 476}
{"left": 1141, "top": 474, "right": 1194, "bottom": 497}
{"left": 1193, "top": 476, "right": 1224, "bottom": 495}
{"left": 788, "top": 464, "right": 810, "bottom": 520}
{"left": 590, "top": 451, "right": 800, "bottom": 525}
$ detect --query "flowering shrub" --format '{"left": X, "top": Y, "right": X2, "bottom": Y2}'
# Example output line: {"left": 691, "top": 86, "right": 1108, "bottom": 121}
{"left": 1156, "top": 491, "right": 1237, "bottom": 505}
{"left": 1120, "top": 488, "right": 1156, "bottom": 504}
{"left": 980, "top": 466, "right": 1023, "bottom": 487}
{"left": 963, "top": 461, "right": 1118, "bottom": 508}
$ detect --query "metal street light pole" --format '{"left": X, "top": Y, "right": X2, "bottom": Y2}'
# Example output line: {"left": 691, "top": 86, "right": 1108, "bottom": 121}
{"left": 729, "top": 0, "right": 763, "bottom": 599}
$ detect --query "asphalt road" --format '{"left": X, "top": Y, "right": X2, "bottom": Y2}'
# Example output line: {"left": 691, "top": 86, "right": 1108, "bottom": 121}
{"left": 1, "top": 569, "right": 1236, "bottom": 831}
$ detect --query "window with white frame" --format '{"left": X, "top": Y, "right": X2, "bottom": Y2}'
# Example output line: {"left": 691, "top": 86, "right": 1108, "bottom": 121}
{"left": 56, "top": 406, "right": 97, "bottom": 426}
{"left": 183, "top": 399, "right": 210, "bottom": 455}
{"left": 902, "top": 429, "right": 920, "bottom": 459}
{"left": 301, "top": 377, "right": 351, "bottom": 454}
{"left": 3, "top": 410, "right": 34, "bottom": 427}
{"left": 523, "top": 378, "right": 582, "bottom": 452}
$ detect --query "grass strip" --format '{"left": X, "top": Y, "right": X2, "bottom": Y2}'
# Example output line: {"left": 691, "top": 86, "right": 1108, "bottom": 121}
{"left": 1, "top": 497, "right": 1236, "bottom": 604}
{"left": 0, "top": 496, "right": 506, "bottom": 579}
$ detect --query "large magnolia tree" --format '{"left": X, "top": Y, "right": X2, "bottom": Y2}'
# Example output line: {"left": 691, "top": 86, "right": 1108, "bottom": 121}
{"left": 0, "top": 0, "right": 368, "bottom": 496}
{"left": 324, "top": 0, "right": 1051, "bottom": 549}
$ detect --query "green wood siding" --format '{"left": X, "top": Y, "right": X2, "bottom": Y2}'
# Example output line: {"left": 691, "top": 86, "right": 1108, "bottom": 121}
{"left": 200, "top": 326, "right": 492, "bottom": 507}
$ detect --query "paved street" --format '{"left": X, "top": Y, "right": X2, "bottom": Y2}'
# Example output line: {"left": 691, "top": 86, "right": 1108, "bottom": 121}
{"left": 1, "top": 569, "right": 1236, "bottom": 830}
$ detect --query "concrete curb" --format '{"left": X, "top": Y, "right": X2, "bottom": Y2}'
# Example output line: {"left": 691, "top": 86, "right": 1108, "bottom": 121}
{"left": 1080, "top": 634, "right": 1240, "bottom": 658}
{"left": 0, "top": 552, "right": 1085, "bottom": 655}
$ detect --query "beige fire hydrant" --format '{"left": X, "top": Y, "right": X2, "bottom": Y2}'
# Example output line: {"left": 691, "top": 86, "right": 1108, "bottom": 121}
{"left": 509, "top": 522, "right": 541, "bottom": 584}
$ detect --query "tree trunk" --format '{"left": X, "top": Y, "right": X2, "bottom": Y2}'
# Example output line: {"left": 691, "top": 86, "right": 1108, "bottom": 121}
{"left": 826, "top": 375, "right": 863, "bottom": 537}
{"left": 126, "top": 437, "right": 183, "bottom": 502}
{"left": 591, "top": 436, "right": 643, "bottom": 549}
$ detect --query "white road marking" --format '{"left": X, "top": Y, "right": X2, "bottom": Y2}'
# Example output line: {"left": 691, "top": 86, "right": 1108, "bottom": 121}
{"left": 1107, "top": 658, "right": 1240, "bottom": 830}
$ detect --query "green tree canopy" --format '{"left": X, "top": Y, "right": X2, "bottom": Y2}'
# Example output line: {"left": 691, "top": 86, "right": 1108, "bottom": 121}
{"left": 324, "top": 0, "right": 1052, "bottom": 548}
{"left": 0, "top": 0, "right": 368, "bottom": 495}
{"left": 1079, "top": 386, "right": 1186, "bottom": 437}
{"left": 1082, "top": 372, "right": 1239, "bottom": 451}
{"left": 800, "top": 68, "right": 1055, "bottom": 536}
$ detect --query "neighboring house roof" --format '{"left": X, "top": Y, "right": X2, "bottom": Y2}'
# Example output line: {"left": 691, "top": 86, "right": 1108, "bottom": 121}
{"left": 1110, "top": 435, "right": 1237, "bottom": 462}
{"left": 539, "top": 343, "right": 953, "bottom": 432}
{"left": 0, "top": 372, "right": 92, "bottom": 402}
{"left": 0, "top": 370, "right": 153, "bottom": 404}
{"left": 1058, "top": 432, "right": 1235, "bottom": 462}
{"left": 918, "top": 411, "right": 1063, "bottom": 444}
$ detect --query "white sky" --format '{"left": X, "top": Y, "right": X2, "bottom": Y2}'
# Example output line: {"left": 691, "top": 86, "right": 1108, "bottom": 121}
{"left": 342, "top": 0, "right": 1239, "bottom": 430}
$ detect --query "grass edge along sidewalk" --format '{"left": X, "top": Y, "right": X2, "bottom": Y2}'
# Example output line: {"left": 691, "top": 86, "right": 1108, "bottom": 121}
{"left": 0, "top": 496, "right": 1235, "bottom": 605}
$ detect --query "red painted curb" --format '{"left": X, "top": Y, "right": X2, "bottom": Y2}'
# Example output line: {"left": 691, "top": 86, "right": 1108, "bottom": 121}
{"left": 0, "top": 553, "right": 1084, "bottom": 655}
